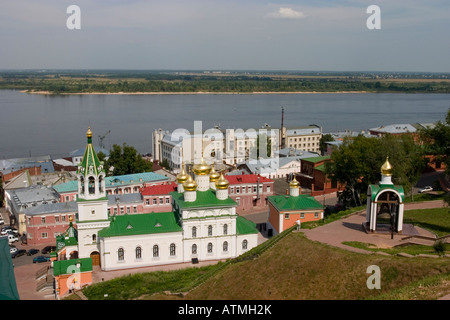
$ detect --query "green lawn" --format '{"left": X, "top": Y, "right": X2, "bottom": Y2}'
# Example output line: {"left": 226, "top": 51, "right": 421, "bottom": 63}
{"left": 342, "top": 241, "right": 450, "bottom": 256}
{"left": 403, "top": 207, "right": 450, "bottom": 237}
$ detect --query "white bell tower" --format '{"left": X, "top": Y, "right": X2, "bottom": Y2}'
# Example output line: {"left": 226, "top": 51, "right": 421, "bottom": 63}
{"left": 76, "top": 127, "right": 110, "bottom": 260}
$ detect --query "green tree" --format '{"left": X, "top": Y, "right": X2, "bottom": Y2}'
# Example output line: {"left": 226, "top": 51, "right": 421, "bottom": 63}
{"left": 106, "top": 143, "right": 152, "bottom": 176}
{"left": 419, "top": 108, "right": 450, "bottom": 206}
{"left": 419, "top": 108, "right": 450, "bottom": 175}
{"left": 319, "top": 133, "right": 335, "bottom": 155}
{"left": 325, "top": 134, "right": 425, "bottom": 207}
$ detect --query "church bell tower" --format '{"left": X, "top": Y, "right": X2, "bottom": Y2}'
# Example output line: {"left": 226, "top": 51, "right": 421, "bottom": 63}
{"left": 76, "top": 127, "right": 110, "bottom": 259}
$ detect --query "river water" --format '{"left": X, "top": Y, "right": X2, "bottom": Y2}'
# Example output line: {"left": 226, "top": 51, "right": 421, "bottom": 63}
{"left": 0, "top": 89, "right": 448, "bottom": 159}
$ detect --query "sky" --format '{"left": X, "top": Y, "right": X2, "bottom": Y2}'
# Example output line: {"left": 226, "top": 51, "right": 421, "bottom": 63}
{"left": 0, "top": 0, "right": 449, "bottom": 72}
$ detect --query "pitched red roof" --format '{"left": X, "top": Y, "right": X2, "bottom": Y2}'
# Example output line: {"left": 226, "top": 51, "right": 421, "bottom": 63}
{"left": 141, "top": 182, "right": 177, "bottom": 196}
{"left": 225, "top": 174, "right": 273, "bottom": 185}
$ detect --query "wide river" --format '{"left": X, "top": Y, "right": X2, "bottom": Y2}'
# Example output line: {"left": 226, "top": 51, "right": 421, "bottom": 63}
{"left": 0, "top": 89, "right": 449, "bottom": 159}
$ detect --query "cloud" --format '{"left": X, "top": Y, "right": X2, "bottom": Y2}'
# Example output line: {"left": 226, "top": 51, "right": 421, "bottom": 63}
{"left": 267, "top": 7, "right": 305, "bottom": 19}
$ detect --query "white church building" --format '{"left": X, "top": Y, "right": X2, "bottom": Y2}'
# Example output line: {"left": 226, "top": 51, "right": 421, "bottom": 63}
{"left": 55, "top": 128, "right": 259, "bottom": 273}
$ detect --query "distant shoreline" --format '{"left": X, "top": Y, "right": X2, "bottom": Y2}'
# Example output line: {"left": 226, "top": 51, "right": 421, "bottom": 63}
{"left": 22, "top": 90, "right": 368, "bottom": 95}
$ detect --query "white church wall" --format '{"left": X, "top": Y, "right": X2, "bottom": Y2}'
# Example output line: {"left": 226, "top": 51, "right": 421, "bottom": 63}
{"left": 100, "top": 232, "right": 183, "bottom": 271}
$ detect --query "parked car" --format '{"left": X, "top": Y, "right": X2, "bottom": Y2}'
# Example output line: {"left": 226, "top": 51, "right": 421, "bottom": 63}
{"left": 27, "top": 248, "right": 40, "bottom": 256}
{"left": 418, "top": 186, "right": 433, "bottom": 193}
{"left": 8, "top": 234, "right": 19, "bottom": 244}
{"left": 1, "top": 227, "right": 12, "bottom": 235}
{"left": 41, "top": 246, "right": 56, "bottom": 254}
{"left": 11, "top": 249, "right": 26, "bottom": 258}
{"left": 10, "top": 247, "right": 18, "bottom": 254}
{"left": 33, "top": 256, "right": 50, "bottom": 263}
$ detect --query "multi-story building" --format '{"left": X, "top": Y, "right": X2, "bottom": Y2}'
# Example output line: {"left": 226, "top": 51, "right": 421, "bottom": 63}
{"left": 281, "top": 125, "right": 322, "bottom": 154}
{"left": 23, "top": 202, "right": 77, "bottom": 245}
{"left": 152, "top": 125, "right": 278, "bottom": 171}
{"left": 225, "top": 174, "right": 274, "bottom": 214}
{"left": 141, "top": 182, "right": 178, "bottom": 213}
{"left": 54, "top": 171, "right": 169, "bottom": 202}
{"left": 5, "top": 185, "right": 60, "bottom": 234}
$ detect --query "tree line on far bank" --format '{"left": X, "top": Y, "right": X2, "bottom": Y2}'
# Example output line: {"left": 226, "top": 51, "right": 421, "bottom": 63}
{"left": 2, "top": 76, "right": 450, "bottom": 93}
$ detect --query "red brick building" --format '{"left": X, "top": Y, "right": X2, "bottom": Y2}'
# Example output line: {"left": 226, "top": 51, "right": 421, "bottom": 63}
{"left": 140, "top": 182, "right": 178, "bottom": 213}
{"left": 296, "top": 156, "right": 345, "bottom": 197}
{"left": 225, "top": 174, "right": 274, "bottom": 214}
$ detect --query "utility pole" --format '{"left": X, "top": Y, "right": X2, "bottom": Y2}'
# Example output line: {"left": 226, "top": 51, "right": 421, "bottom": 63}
{"left": 280, "top": 106, "right": 285, "bottom": 149}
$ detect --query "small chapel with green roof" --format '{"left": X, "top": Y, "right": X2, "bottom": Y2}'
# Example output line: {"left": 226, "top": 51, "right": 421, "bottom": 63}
{"left": 365, "top": 157, "right": 405, "bottom": 234}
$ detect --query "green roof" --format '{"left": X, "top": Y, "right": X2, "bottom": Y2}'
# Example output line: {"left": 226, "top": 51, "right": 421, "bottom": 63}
{"left": 77, "top": 142, "right": 104, "bottom": 177}
{"left": 236, "top": 216, "right": 258, "bottom": 235}
{"left": 315, "top": 163, "right": 326, "bottom": 172}
{"left": 369, "top": 184, "right": 405, "bottom": 202}
{"left": 302, "top": 156, "right": 330, "bottom": 164}
{"left": 53, "top": 172, "right": 169, "bottom": 194}
{"left": 53, "top": 258, "right": 93, "bottom": 277}
{"left": 268, "top": 194, "right": 323, "bottom": 212}
{"left": 171, "top": 190, "right": 237, "bottom": 209}
{"left": 98, "top": 212, "right": 182, "bottom": 238}
{"left": 53, "top": 180, "right": 78, "bottom": 193}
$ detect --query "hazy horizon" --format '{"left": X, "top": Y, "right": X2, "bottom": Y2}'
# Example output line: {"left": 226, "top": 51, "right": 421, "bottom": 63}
{"left": 1, "top": 1, "right": 449, "bottom": 72}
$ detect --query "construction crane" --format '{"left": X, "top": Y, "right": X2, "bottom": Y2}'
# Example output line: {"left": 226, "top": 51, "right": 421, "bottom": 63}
{"left": 98, "top": 130, "right": 110, "bottom": 150}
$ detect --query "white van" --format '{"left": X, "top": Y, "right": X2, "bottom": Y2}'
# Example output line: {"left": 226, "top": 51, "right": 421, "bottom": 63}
{"left": 8, "top": 234, "right": 18, "bottom": 244}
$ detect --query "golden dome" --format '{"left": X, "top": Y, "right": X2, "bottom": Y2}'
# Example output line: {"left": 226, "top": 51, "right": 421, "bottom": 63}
{"left": 209, "top": 165, "right": 220, "bottom": 182}
{"left": 381, "top": 156, "right": 393, "bottom": 176}
{"left": 176, "top": 164, "right": 188, "bottom": 183}
{"left": 215, "top": 173, "right": 229, "bottom": 190}
{"left": 193, "top": 157, "right": 211, "bottom": 176}
{"left": 183, "top": 173, "right": 197, "bottom": 192}
{"left": 86, "top": 126, "right": 93, "bottom": 138}
{"left": 290, "top": 177, "right": 300, "bottom": 188}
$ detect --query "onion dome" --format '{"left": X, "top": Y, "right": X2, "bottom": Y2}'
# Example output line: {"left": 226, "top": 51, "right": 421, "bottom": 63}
{"left": 183, "top": 173, "right": 197, "bottom": 192}
{"left": 209, "top": 165, "right": 220, "bottom": 182}
{"left": 176, "top": 164, "right": 188, "bottom": 184}
{"left": 86, "top": 126, "right": 93, "bottom": 138}
{"left": 289, "top": 177, "right": 300, "bottom": 188}
{"left": 193, "top": 157, "right": 211, "bottom": 176}
{"left": 215, "top": 173, "right": 230, "bottom": 190}
{"left": 381, "top": 156, "right": 393, "bottom": 176}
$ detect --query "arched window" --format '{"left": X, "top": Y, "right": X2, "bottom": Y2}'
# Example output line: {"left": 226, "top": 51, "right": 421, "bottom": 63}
{"left": 192, "top": 226, "right": 197, "bottom": 238}
{"left": 88, "top": 176, "right": 95, "bottom": 194}
{"left": 80, "top": 176, "right": 85, "bottom": 194}
{"left": 192, "top": 244, "right": 197, "bottom": 255}
{"left": 208, "top": 225, "right": 213, "bottom": 236}
{"left": 136, "top": 246, "right": 142, "bottom": 259}
{"left": 223, "top": 224, "right": 228, "bottom": 235}
{"left": 99, "top": 175, "right": 103, "bottom": 193}
{"left": 153, "top": 245, "right": 159, "bottom": 257}
{"left": 118, "top": 247, "right": 124, "bottom": 261}
{"left": 170, "top": 243, "right": 176, "bottom": 256}
{"left": 207, "top": 242, "right": 213, "bottom": 253}
{"left": 242, "top": 239, "right": 248, "bottom": 250}
{"left": 223, "top": 241, "right": 228, "bottom": 252}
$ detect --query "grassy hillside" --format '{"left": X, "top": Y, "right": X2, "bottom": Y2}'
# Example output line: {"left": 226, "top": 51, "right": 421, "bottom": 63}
{"left": 80, "top": 207, "right": 450, "bottom": 300}
{"left": 167, "top": 232, "right": 450, "bottom": 300}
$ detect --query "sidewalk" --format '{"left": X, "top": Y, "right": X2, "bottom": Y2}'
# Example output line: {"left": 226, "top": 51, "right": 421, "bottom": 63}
{"left": 301, "top": 200, "right": 445, "bottom": 254}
